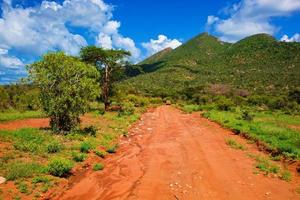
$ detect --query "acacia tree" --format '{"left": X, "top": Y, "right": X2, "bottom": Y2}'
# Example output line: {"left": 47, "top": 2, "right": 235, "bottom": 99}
{"left": 80, "top": 46, "right": 130, "bottom": 110}
{"left": 28, "top": 52, "right": 99, "bottom": 132}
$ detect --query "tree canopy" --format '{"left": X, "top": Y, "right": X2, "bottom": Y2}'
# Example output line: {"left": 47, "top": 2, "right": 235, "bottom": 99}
{"left": 28, "top": 52, "right": 99, "bottom": 132}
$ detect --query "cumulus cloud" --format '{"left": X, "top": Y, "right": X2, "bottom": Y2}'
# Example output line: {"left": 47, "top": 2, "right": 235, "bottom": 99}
{"left": 142, "top": 35, "right": 182, "bottom": 56}
{"left": 0, "top": 0, "right": 141, "bottom": 83}
{"left": 206, "top": 0, "right": 300, "bottom": 42}
{"left": 281, "top": 33, "right": 300, "bottom": 42}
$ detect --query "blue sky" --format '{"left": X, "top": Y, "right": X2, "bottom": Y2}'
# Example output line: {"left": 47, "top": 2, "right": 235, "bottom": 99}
{"left": 0, "top": 0, "right": 300, "bottom": 84}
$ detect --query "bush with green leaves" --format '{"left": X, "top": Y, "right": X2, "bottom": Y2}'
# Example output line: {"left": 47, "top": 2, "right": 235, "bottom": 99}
{"left": 93, "top": 163, "right": 104, "bottom": 171}
{"left": 28, "top": 52, "right": 99, "bottom": 132}
{"left": 47, "top": 141, "right": 62, "bottom": 153}
{"left": 72, "top": 152, "right": 87, "bottom": 162}
{"left": 215, "top": 96, "right": 234, "bottom": 111}
{"left": 82, "top": 126, "right": 97, "bottom": 137}
{"left": 95, "top": 150, "right": 107, "bottom": 158}
{"left": 47, "top": 157, "right": 73, "bottom": 177}
{"left": 80, "top": 141, "right": 93, "bottom": 153}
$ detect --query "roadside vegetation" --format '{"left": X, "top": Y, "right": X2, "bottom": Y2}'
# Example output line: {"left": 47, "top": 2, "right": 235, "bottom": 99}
{"left": 0, "top": 32, "right": 299, "bottom": 198}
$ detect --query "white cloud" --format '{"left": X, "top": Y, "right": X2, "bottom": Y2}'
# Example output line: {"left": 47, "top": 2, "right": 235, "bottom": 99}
{"left": 142, "top": 35, "right": 182, "bottom": 56}
{"left": 206, "top": 0, "right": 300, "bottom": 42}
{"left": 0, "top": 0, "right": 141, "bottom": 82}
{"left": 0, "top": 48, "right": 24, "bottom": 70}
{"left": 281, "top": 33, "right": 300, "bottom": 42}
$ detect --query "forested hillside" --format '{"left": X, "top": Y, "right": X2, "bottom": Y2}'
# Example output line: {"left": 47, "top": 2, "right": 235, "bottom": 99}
{"left": 119, "top": 33, "right": 300, "bottom": 100}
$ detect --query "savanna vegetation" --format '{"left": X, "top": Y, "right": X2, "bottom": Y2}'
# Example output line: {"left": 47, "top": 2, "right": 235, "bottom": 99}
{"left": 0, "top": 32, "right": 300, "bottom": 199}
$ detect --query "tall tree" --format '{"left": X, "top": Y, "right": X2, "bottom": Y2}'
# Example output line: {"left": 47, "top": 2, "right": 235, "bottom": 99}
{"left": 80, "top": 46, "right": 131, "bottom": 110}
{"left": 28, "top": 52, "right": 99, "bottom": 132}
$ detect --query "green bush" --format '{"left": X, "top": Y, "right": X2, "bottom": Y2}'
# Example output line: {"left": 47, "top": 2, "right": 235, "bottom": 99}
{"left": 82, "top": 126, "right": 97, "bottom": 137}
{"left": 95, "top": 150, "right": 107, "bottom": 158}
{"left": 106, "top": 144, "right": 118, "bottom": 154}
{"left": 72, "top": 152, "right": 87, "bottom": 162}
{"left": 80, "top": 141, "right": 93, "bottom": 153}
{"left": 28, "top": 52, "right": 99, "bottom": 132}
{"left": 215, "top": 96, "right": 234, "bottom": 111}
{"left": 47, "top": 141, "right": 62, "bottom": 153}
{"left": 120, "top": 102, "right": 135, "bottom": 116}
{"left": 93, "top": 163, "right": 104, "bottom": 171}
{"left": 47, "top": 157, "right": 73, "bottom": 177}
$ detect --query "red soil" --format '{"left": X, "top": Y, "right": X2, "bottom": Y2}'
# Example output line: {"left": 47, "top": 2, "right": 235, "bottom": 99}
{"left": 55, "top": 106, "right": 300, "bottom": 200}
{"left": 0, "top": 118, "right": 49, "bottom": 130}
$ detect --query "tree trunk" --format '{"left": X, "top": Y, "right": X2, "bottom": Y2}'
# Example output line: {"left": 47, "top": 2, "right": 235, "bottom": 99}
{"left": 103, "top": 65, "right": 110, "bottom": 111}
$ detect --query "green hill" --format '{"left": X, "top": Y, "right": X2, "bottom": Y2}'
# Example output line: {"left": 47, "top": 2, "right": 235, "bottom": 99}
{"left": 119, "top": 33, "right": 300, "bottom": 99}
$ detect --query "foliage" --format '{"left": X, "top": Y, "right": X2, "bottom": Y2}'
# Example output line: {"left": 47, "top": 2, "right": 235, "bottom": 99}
{"left": 204, "top": 109, "right": 300, "bottom": 159}
{"left": 225, "top": 138, "right": 247, "bottom": 150}
{"left": 118, "top": 33, "right": 300, "bottom": 105}
{"left": 80, "top": 46, "right": 130, "bottom": 110}
{"left": 47, "top": 141, "right": 62, "bottom": 153}
{"left": 82, "top": 126, "right": 97, "bottom": 137}
{"left": 80, "top": 141, "right": 93, "bottom": 153}
{"left": 4, "top": 162, "right": 45, "bottom": 181}
{"left": 72, "top": 152, "right": 87, "bottom": 162}
{"left": 0, "top": 128, "right": 52, "bottom": 154}
{"left": 93, "top": 163, "right": 104, "bottom": 171}
{"left": 95, "top": 150, "right": 107, "bottom": 158}
{"left": 0, "top": 110, "right": 44, "bottom": 122}
{"left": 106, "top": 144, "right": 118, "bottom": 154}
{"left": 28, "top": 52, "right": 99, "bottom": 132}
{"left": 47, "top": 157, "right": 73, "bottom": 177}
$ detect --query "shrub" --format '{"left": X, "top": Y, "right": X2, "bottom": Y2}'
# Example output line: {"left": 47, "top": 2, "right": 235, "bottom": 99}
{"left": 47, "top": 157, "right": 73, "bottom": 177}
{"left": 119, "top": 102, "right": 135, "bottom": 116}
{"left": 18, "top": 182, "right": 28, "bottom": 194}
{"left": 47, "top": 141, "right": 62, "bottom": 153}
{"left": 215, "top": 96, "right": 234, "bottom": 111}
{"left": 82, "top": 126, "right": 97, "bottom": 137}
{"left": 93, "top": 163, "right": 104, "bottom": 171}
{"left": 28, "top": 52, "right": 99, "bottom": 132}
{"left": 80, "top": 141, "right": 93, "bottom": 153}
{"left": 241, "top": 110, "right": 254, "bottom": 121}
{"left": 72, "top": 152, "right": 87, "bottom": 162}
{"left": 106, "top": 144, "right": 118, "bottom": 154}
{"left": 95, "top": 150, "right": 107, "bottom": 158}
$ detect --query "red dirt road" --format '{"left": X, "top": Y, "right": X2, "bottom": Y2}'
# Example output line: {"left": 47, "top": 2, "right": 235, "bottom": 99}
{"left": 0, "top": 118, "right": 49, "bottom": 130}
{"left": 57, "top": 106, "right": 300, "bottom": 200}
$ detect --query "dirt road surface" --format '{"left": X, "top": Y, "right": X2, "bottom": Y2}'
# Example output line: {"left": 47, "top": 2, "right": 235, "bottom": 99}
{"left": 56, "top": 106, "right": 299, "bottom": 200}
{"left": 0, "top": 118, "right": 49, "bottom": 130}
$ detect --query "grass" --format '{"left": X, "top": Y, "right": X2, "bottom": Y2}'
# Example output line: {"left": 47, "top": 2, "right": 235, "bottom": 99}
{"left": 225, "top": 138, "right": 247, "bottom": 150}
{"left": 95, "top": 150, "right": 107, "bottom": 158}
{"left": 106, "top": 144, "right": 118, "bottom": 154}
{"left": 247, "top": 153, "right": 292, "bottom": 181}
{"left": 0, "top": 104, "right": 147, "bottom": 199}
{"left": 0, "top": 110, "right": 44, "bottom": 122}
{"left": 4, "top": 162, "right": 46, "bottom": 181}
{"left": 204, "top": 109, "right": 300, "bottom": 160}
{"left": 93, "top": 163, "right": 104, "bottom": 171}
{"left": 72, "top": 152, "right": 87, "bottom": 162}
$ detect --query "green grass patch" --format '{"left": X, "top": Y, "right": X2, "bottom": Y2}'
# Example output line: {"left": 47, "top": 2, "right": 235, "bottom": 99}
{"left": 106, "top": 144, "right": 118, "bottom": 154}
{"left": 0, "top": 110, "right": 44, "bottom": 122}
{"left": 72, "top": 152, "right": 87, "bottom": 162}
{"left": 95, "top": 150, "right": 107, "bottom": 158}
{"left": 93, "top": 163, "right": 104, "bottom": 171}
{"left": 225, "top": 138, "right": 247, "bottom": 150}
{"left": 4, "top": 162, "right": 46, "bottom": 181}
{"left": 247, "top": 153, "right": 292, "bottom": 181}
{"left": 204, "top": 109, "right": 300, "bottom": 159}
{"left": 47, "top": 157, "right": 73, "bottom": 177}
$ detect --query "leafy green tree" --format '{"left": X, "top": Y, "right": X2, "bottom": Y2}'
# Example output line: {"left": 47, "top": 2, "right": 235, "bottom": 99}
{"left": 28, "top": 52, "right": 99, "bottom": 132}
{"left": 0, "top": 87, "right": 10, "bottom": 110}
{"left": 80, "top": 46, "right": 131, "bottom": 110}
